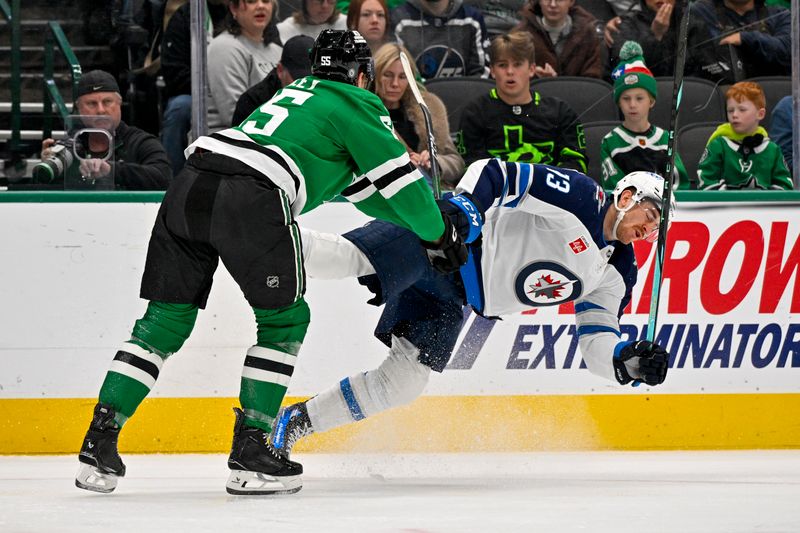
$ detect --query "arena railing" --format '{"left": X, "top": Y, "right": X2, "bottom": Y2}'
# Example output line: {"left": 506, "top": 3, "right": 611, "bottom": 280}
{"left": 41, "top": 20, "right": 82, "bottom": 141}
{"left": 0, "top": 0, "right": 23, "bottom": 173}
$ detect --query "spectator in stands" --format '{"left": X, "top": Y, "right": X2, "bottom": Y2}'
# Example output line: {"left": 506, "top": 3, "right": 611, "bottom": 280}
{"left": 458, "top": 31, "right": 587, "bottom": 171}
{"left": 601, "top": 41, "right": 689, "bottom": 189}
{"left": 277, "top": 0, "right": 347, "bottom": 42}
{"left": 462, "top": 0, "right": 526, "bottom": 38}
{"left": 346, "top": 0, "right": 390, "bottom": 52}
{"left": 686, "top": 0, "right": 791, "bottom": 83}
{"left": 605, "top": 0, "right": 688, "bottom": 78}
{"left": 231, "top": 35, "right": 315, "bottom": 125}
{"left": 207, "top": 0, "right": 283, "bottom": 131}
{"left": 160, "top": 0, "right": 228, "bottom": 175}
{"left": 39, "top": 70, "right": 172, "bottom": 190}
{"left": 391, "top": 0, "right": 490, "bottom": 79}
{"left": 515, "top": 0, "right": 602, "bottom": 79}
{"left": 698, "top": 81, "right": 792, "bottom": 190}
{"left": 373, "top": 43, "right": 465, "bottom": 187}
{"left": 769, "top": 96, "right": 794, "bottom": 177}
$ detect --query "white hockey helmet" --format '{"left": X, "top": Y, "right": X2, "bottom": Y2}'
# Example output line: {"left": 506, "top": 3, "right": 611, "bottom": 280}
{"left": 611, "top": 171, "right": 677, "bottom": 243}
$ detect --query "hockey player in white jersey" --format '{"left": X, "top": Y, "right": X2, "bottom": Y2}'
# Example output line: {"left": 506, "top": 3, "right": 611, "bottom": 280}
{"left": 270, "top": 158, "right": 674, "bottom": 465}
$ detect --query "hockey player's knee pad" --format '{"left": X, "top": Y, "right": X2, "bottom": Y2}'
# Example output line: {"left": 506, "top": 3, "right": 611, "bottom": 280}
{"left": 131, "top": 301, "right": 198, "bottom": 358}
{"left": 253, "top": 298, "right": 310, "bottom": 354}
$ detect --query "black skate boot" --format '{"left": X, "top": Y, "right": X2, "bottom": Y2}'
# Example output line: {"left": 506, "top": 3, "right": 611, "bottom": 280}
{"left": 226, "top": 407, "right": 303, "bottom": 495}
{"left": 75, "top": 403, "right": 126, "bottom": 493}
{"left": 270, "top": 402, "right": 314, "bottom": 459}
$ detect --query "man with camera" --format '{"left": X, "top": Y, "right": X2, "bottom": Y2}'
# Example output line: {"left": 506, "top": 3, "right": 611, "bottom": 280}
{"left": 39, "top": 70, "right": 172, "bottom": 190}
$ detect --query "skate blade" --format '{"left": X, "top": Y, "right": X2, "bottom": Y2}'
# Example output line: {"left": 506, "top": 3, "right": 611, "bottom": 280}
{"left": 75, "top": 463, "right": 118, "bottom": 493}
{"left": 225, "top": 469, "right": 302, "bottom": 495}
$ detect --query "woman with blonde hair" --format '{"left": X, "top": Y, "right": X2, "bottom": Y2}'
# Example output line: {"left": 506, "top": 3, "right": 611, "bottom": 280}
{"left": 372, "top": 43, "right": 464, "bottom": 187}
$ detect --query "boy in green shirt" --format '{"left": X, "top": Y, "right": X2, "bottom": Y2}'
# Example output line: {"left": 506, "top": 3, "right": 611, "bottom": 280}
{"left": 698, "top": 81, "right": 793, "bottom": 190}
{"left": 601, "top": 41, "right": 689, "bottom": 190}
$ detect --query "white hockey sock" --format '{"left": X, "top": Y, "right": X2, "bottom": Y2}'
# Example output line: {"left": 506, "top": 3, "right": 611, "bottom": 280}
{"left": 306, "top": 336, "right": 431, "bottom": 433}
{"left": 300, "top": 227, "right": 375, "bottom": 280}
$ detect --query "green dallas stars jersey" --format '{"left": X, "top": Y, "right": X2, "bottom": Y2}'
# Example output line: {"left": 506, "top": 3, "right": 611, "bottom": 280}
{"left": 600, "top": 124, "right": 690, "bottom": 190}
{"left": 187, "top": 76, "right": 444, "bottom": 242}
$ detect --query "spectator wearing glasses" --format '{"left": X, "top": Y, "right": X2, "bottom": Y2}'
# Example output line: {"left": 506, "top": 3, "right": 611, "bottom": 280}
{"left": 278, "top": 0, "right": 347, "bottom": 42}
{"left": 516, "top": 0, "right": 602, "bottom": 79}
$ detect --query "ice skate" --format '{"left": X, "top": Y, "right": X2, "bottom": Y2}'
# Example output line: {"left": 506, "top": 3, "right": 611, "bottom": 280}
{"left": 75, "top": 403, "right": 126, "bottom": 493}
{"left": 270, "top": 402, "right": 314, "bottom": 459}
{"left": 226, "top": 407, "right": 303, "bottom": 495}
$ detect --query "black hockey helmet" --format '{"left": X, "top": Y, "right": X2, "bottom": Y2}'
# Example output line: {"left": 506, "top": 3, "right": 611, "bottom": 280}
{"left": 310, "top": 29, "right": 374, "bottom": 87}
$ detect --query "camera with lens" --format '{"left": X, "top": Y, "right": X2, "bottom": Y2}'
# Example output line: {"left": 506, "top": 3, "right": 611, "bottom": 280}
{"left": 31, "top": 119, "right": 115, "bottom": 189}
{"left": 32, "top": 138, "right": 77, "bottom": 184}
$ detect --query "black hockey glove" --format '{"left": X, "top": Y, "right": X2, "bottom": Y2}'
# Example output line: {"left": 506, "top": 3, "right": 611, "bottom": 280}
{"left": 613, "top": 340, "right": 669, "bottom": 387}
{"left": 421, "top": 212, "right": 468, "bottom": 274}
{"left": 436, "top": 192, "right": 484, "bottom": 244}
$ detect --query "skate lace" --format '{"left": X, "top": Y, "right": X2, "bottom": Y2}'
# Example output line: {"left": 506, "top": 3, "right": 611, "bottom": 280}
{"left": 283, "top": 416, "right": 312, "bottom": 453}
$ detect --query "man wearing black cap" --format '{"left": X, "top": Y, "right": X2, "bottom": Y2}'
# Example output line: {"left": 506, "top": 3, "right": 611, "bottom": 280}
{"left": 40, "top": 69, "right": 172, "bottom": 190}
{"left": 231, "top": 35, "right": 316, "bottom": 126}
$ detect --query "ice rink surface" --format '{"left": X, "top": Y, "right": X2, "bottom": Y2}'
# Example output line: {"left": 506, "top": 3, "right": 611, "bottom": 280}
{"left": 1, "top": 451, "right": 798, "bottom": 533}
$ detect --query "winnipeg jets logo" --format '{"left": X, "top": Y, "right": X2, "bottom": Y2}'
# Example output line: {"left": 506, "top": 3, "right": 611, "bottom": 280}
{"left": 515, "top": 261, "right": 583, "bottom": 307}
{"left": 527, "top": 274, "right": 576, "bottom": 299}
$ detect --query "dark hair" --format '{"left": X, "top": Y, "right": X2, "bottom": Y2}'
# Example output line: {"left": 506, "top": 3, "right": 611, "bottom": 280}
{"left": 294, "top": 0, "right": 341, "bottom": 25}
{"left": 225, "top": 0, "right": 282, "bottom": 46}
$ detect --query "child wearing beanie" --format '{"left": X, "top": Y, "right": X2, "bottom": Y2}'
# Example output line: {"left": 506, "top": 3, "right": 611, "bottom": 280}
{"left": 600, "top": 41, "right": 689, "bottom": 190}
{"left": 698, "top": 81, "right": 792, "bottom": 190}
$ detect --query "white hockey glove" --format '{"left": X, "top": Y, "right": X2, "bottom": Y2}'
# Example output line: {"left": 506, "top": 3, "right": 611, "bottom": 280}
{"left": 613, "top": 340, "right": 669, "bottom": 386}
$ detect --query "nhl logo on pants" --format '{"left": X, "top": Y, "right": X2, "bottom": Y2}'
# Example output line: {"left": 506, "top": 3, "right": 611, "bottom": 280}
{"left": 266, "top": 276, "right": 280, "bottom": 288}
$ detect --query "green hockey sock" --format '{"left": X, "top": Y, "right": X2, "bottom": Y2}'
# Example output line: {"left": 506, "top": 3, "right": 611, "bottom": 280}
{"left": 98, "top": 301, "right": 198, "bottom": 427}
{"left": 240, "top": 299, "right": 310, "bottom": 431}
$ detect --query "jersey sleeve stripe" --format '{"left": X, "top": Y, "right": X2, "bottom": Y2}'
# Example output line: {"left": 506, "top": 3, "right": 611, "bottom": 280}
{"left": 341, "top": 175, "right": 373, "bottom": 198}
{"left": 576, "top": 324, "right": 621, "bottom": 337}
{"left": 575, "top": 301, "right": 606, "bottom": 313}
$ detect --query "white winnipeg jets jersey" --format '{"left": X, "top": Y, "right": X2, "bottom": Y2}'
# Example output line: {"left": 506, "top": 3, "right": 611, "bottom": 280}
{"left": 455, "top": 159, "right": 638, "bottom": 382}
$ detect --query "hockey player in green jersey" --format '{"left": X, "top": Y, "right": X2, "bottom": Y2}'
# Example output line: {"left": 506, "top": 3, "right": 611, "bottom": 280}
{"left": 75, "top": 29, "right": 467, "bottom": 496}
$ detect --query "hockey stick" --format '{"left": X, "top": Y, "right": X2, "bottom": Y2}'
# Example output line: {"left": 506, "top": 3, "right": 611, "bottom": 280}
{"left": 399, "top": 51, "right": 442, "bottom": 199}
{"left": 646, "top": 0, "right": 691, "bottom": 343}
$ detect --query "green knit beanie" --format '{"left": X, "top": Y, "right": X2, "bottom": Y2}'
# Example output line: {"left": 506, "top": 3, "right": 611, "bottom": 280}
{"left": 611, "top": 41, "right": 658, "bottom": 103}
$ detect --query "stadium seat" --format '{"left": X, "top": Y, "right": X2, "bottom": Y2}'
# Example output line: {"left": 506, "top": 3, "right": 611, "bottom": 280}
{"left": 744, "top": 76, "right": 791, "bottom": 130}
{"left": 652, "top": 77, "right": 726, "bottom": 131}
{"left": 581, "top": 120, "right": 620, "bottom": 184}
{"left": 530, "top": 77, "right": 618, "bottom": 123}
{"left": 676, "top": 122, "right": 718, "bottom": 183}
{"left": 425, "top": 77, "right": 496, "bottom": 132}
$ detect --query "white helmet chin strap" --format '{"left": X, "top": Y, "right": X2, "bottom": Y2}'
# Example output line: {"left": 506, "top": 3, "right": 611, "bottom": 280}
{"left": 611, "top": 197, "right": 636, "bottom": 241}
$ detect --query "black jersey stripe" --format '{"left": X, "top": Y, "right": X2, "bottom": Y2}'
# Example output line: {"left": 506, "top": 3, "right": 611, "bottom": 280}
{"left": 243, "top": 356, "right": 295, "bottom": 377}
{"left": 373, "top": 161, "right": 416, "bottom": 191}
{"left": 209, "top": 133, "right": 301, "bottom": 194}
{"left": 113, "top": 350, "right": 160, "bottom": 380}
{"left": 342, "top": 176, "right": 372, "bottom": 197}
